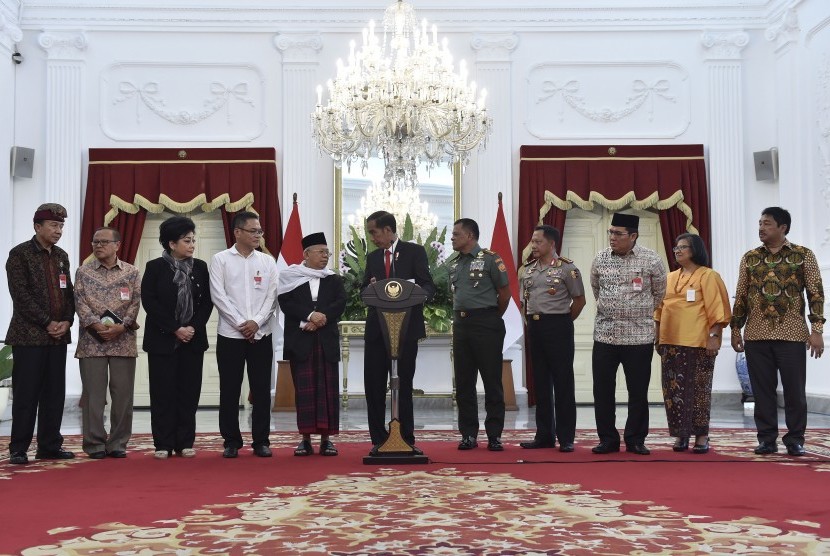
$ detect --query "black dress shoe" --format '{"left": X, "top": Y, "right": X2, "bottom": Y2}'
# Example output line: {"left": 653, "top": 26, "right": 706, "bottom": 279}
{"left": 754, "top": 441, "right": 778, "bottom": 455}
{"left": 9, "top": 452, "right": 28, "bottom": 465}
{"left": 692, "top": 440, "right": 710, "bottom": 454}
{"left": 519, "top": 439, "right": 555, "bottom": 449}
{"left": 320, "top": 440, "right": 338, "bottom": 456}
{"left": 558, "top": 443, "right": 575, "bottom": 453}
{"left": 458, "top": 436, "right": 478, "bottom": 450}
{"left": 294, "top": 440, "right": 313, "bottom": 456}
{"left": 223, "top": 446, "right": 239, "bottom": 458}
{"left": 253, "top": 445, "right": 273, "bottom": 457}
{"left": 626, "top": 443, "right": 651, "bottom": 455}
{"left": 786, "top": 443, "right": 806, "bottom": 456}
{"left": 672, "top": 437, "right": 690, "bottom": 452}
{"left": 487, "top": 437, "right": 504, "bottom": 451}
{"left": 88, "top": 451, "right": 106, "bottom": 460}
{"left": 591, "top": 442, "right": 620, "bottom": 454}
{"left": 35, "top": 449, "right": 75, "bottom": 460}
{"left": 107, "top": 450, "right": 127, "bottom": 459}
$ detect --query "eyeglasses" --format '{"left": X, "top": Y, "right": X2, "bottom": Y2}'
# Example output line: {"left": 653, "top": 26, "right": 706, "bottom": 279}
{"left": 239, "top": 228, "right": 265, "bottom": 236}
{"left": 607, "top": 230, "right": 630, "bottom": 238}
{"left": 672, "top": 245, "right": 691, "bottom": 252}
{"left": 91, "top": 239, "right": 118, "bottom": 246}
{"left": 308, "top": 249, "right": 332, "bottom": 256}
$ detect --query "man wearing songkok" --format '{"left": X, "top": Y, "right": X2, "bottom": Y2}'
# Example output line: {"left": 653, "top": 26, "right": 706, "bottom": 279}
{"left": 590, "top": 212, "right": 667, "bottom": 456}
{"left": 278, "top": 232, "right": 346, "bottom": 456}
{"left": 74, "top": 227, "right": 142, "bottom": 459}
{"left": 6, "top": 203, "right": 76, "bottom": 464}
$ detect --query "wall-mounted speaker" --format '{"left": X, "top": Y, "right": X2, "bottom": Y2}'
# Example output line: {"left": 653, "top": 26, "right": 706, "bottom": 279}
{"left": 753, "top": 148, "right": 778, "bottom": 182}
{"left": 10, "top": 147, "right": 35, "bottom": 179}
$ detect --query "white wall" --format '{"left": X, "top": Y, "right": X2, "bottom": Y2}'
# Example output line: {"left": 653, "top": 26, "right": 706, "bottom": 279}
{"left": 3, "top": 0, "right": 828, "bottom": 400}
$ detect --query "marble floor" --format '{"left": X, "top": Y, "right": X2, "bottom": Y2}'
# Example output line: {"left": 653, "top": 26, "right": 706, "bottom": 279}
{"left": 3, "top": 395, "right": 830, "bottom": 440}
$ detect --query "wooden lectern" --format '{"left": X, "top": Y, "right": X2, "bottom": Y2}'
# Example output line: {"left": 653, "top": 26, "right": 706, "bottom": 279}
{"left": 361, "top": 278, "right": 429, "bottom": 464}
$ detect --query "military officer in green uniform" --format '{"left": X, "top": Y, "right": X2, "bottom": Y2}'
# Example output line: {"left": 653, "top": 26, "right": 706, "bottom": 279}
{"left": 519, "top": 225, "right": 586, "bottom": 452}
{"left": 448, "top": 218, "right": 511, "bottom": 451}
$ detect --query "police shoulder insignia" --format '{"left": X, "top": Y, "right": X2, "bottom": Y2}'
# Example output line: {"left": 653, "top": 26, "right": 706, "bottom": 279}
{"left": 483, "top": 249, "right": 497, "bottom": 256}
{"left": 560, "top": 257, "right": 573, "bottom": 264}
{"left": 523, "top": 258, "right": 537, "bottom": 267}
{"left": 571, "top": 269, "right": 579, "bottom": 279}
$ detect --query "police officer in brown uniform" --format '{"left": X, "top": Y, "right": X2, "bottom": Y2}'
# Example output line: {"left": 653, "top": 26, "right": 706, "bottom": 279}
{"left": 520, "top": 225, "right": 586, "bottom": 452}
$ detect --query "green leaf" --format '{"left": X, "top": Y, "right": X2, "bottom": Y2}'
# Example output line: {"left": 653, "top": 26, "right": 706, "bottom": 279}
{"left": 402, "top": 214, "right": 415, "bottom": 242}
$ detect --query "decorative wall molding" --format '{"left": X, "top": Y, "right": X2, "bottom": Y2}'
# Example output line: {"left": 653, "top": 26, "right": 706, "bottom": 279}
{"left": 471, "top": 32, "right": 519, "bottom": 63}
{"left": 100, "top": 63, "right": 265, "bottom": 141}
{"left": 765, "top": 8, "right": 799, "bottom": 52}
{"left": 38, "top": 31, "right": 87, "bottom": 60}
{"left": 700, "top": 30, "right": 749, "bottom": 60}
{"left": 0, "top": 12, "right": 22, "bottom": 53}
{"left": 274, "top": 32, "right": 322, "bottom": 63}
{"left": 817, "top": 55, "right": 830, "bottom": 245}
{"left": 525, "top": 61, "right": 690, "bottom": 139}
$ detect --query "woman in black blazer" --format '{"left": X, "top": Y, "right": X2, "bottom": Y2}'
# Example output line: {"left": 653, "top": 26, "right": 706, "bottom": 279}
{"left": 141, "top": 216, "right": 213, "bottom": 459}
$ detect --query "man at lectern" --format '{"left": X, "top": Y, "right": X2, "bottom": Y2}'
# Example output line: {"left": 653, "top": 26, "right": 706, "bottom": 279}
{"left": 362, "top": 211, "right": 435, "bottom": 454}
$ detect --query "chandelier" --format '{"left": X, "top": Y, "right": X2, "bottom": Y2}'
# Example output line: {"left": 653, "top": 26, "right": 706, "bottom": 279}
{"left": 347, "top": 180, "right": 439, "bottom": 242}
{"left": 311, "top": 0, "right": 492, "bottom": 189}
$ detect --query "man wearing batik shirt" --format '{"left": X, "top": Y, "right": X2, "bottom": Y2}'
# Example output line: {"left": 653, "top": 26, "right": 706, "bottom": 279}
{"left": 731, "top": 207, "right": 825, "bottom": 457}
{"left": 75, "top": 227, "right": 142, "bottom": 459}
{"left": 590, "top": 212, "right": 667, "bottom": 456}
{"left": 6, "top": 203, "right": 76, "bottom": 465}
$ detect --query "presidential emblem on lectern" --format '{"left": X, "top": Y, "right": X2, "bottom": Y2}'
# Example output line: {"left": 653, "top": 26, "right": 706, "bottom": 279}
{"left": 385, "top": 280, "right": 402, "bottom": 299}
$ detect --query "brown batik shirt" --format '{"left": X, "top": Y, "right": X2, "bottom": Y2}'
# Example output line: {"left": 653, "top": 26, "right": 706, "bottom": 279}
{"left": 730, "top": 241, "right": 825, "bottom": 342}
{"left": 5, "top": 236, "right": 75, "bottom": 346}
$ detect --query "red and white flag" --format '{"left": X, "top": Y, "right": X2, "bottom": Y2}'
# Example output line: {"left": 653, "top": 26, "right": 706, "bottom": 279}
{"left": 276, "top": 196, "right": 304, "bottom": 329}
{"left": 490, "top": 194, "right": 523, "bottom": 353}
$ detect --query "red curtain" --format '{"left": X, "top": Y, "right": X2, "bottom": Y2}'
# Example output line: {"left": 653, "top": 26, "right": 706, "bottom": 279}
{"left": 80, "top": 148, "right": 282, "bottom": 264}
{"left": 518, "top": 144, "right": 711, "bottom": 405}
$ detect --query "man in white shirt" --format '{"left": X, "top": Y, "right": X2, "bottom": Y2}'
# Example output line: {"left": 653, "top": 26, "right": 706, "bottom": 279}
{"left": 209, "top": 211, "right": 279, "bottom": 458}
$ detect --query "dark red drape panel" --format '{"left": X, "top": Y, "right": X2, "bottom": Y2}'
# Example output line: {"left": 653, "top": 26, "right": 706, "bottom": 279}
{"left": 81, "top": 148, "right": 282, "bottom": 264}
{"left": 518, "top": 144, "right": 711, "bottom": 406}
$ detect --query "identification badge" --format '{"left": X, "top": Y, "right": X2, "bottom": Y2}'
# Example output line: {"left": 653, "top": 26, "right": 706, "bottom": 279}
{"left": 59, "top": 274, "right": 67, "bottom": 289}
{"left": 254, "top": 272, "right": 262, "bottom": 288}
{"left": 632, "top": 276, "right": 643, "bottom": 292}
{"left": 686, "top": 288, "right": 696, "bottom": 302}
{"left": 120, "top": 287, "right": 131, "bottom": 301}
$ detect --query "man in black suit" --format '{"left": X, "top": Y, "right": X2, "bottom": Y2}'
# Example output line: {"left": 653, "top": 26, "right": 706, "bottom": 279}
{"left": 362, "top": 211, "right": 435, "bottom": 452}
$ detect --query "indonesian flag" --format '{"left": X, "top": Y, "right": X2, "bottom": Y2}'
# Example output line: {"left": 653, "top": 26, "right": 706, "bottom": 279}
{"left": 276, "top": 195, "right": 304, "bottom": 329}
{"left": 490, "top": 194, "right": 524, "bottom": 353}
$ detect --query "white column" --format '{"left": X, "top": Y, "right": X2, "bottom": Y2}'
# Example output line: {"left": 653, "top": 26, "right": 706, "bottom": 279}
{"left": 38, "top": 31, "right": 87, "bottom": 272}
{"left": 0, "top": 15, "right": 23, "bottom": 331}
{"left": 471, "top": 33, "right": 518, "bottom": 248}
{"left": 766, "top": 9, "right": 808, "bottom": 241}
{"left": 274, "top": 33, "right": 324, "bottom": 235}
{"left": 702, "top": 30, "right": 749, "bottom": 294}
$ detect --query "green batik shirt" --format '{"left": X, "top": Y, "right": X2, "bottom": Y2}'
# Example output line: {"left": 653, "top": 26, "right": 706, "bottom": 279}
{"left": 730, "top": 241, "right": 825, "bottom": 342}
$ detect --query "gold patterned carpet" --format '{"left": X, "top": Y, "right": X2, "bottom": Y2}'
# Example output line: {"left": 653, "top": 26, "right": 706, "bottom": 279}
{"left": 3, "top": 429, "right": 830, "bottom": 555}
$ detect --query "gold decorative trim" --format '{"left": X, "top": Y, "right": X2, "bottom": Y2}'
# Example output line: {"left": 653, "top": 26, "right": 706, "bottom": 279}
{"left": 520, "top": 156, "right": 704, "bottom": 161}
{"left": 521, "top": 188, "right": 699, "bottom": 263}
{"left": 89, "top": 159, "right": 275, "bottom": 165}
{"left": 381, "top": 311, "right": 406, "bottom": 359}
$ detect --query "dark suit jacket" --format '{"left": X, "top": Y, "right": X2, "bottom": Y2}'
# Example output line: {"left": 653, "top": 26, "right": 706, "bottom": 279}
{"left": 361, "top": 240, "right": 435, "bottom": 342}
{"left": 278, "top": 273, "right": 347, "bottom": 363}
{"left": 141, "top": 257, "right": 213, "bottom": 354}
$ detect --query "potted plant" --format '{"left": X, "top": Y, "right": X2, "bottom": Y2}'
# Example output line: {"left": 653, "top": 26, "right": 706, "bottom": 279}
{"left": 0, "top": 344, "right": 12, "bottom": 420}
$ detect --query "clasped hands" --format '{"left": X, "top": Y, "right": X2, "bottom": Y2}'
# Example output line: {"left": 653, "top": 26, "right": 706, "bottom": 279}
{"left": 303, "top": 311, "right": 327, "bottom": 332}
{"left": 47, "top": 320, "right": 70, "bottom": 339}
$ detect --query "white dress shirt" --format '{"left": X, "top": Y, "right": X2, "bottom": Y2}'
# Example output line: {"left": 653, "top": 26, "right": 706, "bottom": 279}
{"left": 209, "top": 245, "right": 279, "bottom": 340}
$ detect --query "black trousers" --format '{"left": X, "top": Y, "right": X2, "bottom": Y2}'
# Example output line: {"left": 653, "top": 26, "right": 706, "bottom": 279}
{"left": 148, "top": 345, "right": 204, "bottom": 452}
{"left": 528, "top": 315, "right": 576, "bottom": 445}
{"left": 364, "top": 333, "right": 419, "bottom": 445}
{"left": 216, "top": 334, "right": 273, "bottom": 449}
{"left": 592, "top": 341, "right": 653, "bottom": 446}
{"left": 453, "top": 311, "right": 506, "bottom": 439}
{"left": 745, "top": 340, "right": 807, "bottom": 447}
{"left": 9, "top": 345, "right": 67, "bottom": 454}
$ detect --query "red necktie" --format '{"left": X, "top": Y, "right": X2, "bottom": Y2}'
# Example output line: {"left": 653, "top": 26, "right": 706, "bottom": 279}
{"left": 384, "top": 249, "right": 391, "bottom": 278}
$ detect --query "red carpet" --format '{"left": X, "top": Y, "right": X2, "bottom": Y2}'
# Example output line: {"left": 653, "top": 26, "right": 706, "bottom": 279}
{"left": 2, "top": 429, "right": 830, "bottom": 554}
